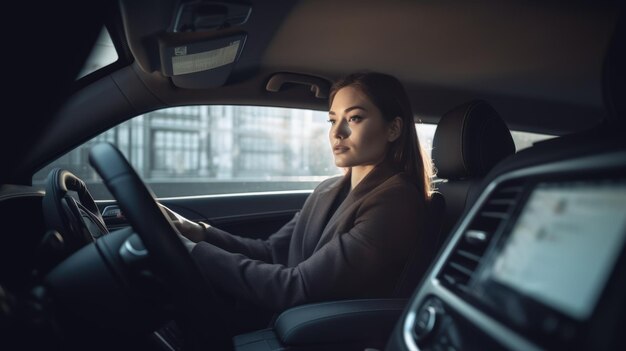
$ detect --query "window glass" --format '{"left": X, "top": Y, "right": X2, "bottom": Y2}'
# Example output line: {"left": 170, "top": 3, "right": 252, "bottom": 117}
{"left": 34, "top": 106, "right": 342, "bottom": 199}
{"left": 76, "top": 27, "right": 118, "bottom": 79}
{"left": 416, "top": 123, "right": 436, "bottom": 160}
{"left": 510, "top": 131, "right": 555, "bottom": 151}
{"left": 33, "top": 105, "right": 552, "bottom": 199}
{"left": 414, "top": 124, "right": 553, "bottom": 175}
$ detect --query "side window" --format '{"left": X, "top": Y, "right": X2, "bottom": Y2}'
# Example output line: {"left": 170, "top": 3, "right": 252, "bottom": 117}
{"left": 415, "top": 124, "right": 554, "bottom": 159}
{"left": 510, "top": 130, "right": 554, "bottom": 151}
{"left": 33, "top": 106, "right": 440, "bottom": 200}
{"left": 31, "top": 105, "right": 551, "bottom": 200}
{"left": 34, "top": 106, "right": 341, "bottom": 199}
{"left": 413, "top": 124, "right": 554, "bottom": 176}
{"left": 416, "top": 123, "right": 436, "bottom": 160}
{"left": 77, "top": 27, "right": 118, "bottom": 80}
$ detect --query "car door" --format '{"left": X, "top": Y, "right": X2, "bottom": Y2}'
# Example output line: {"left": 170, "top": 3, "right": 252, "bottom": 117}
{"left": 34, "top": 105, "right": 340, "bottom": 241}
{"left": 98, "top": 191, "right": 311, "bottom": 240}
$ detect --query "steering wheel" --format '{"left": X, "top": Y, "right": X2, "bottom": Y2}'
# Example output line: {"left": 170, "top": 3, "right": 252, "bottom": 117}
{"left": 42, "top": 168, "right": 109, "bottom": 251}
{"left": 87, "top": 142, "right": 230, "bottom": 346}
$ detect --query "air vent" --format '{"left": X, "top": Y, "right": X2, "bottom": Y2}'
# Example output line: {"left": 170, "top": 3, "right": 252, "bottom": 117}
{"left": 439, "top": 180, "right": 525, "bottom": 292}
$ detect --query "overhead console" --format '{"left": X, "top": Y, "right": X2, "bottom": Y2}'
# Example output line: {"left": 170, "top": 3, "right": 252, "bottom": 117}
{"left": 120, "top": 0, "right": 297, "bottom": 89}
{"left": 397, "top": 150, "right": 626, "bottom": 351}
{"left": 159, "top": 1, "right": 251, "bottom": 88}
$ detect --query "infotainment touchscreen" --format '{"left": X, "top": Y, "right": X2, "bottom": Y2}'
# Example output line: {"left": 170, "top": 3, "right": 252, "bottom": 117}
{"left": 488, "top": 180, "right": 626, "bottom": 320}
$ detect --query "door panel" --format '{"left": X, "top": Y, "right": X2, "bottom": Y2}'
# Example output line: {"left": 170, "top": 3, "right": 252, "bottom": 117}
{"left": 97, "top": 191, "right": 311, "bottom": 240}
{"left": 208, "top": 210, "right": 298, "bottom": 240}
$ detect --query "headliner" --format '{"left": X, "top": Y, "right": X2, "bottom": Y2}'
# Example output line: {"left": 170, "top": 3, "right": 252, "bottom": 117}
{"left": 120, "top": 0, "right": 618, "bottom": 134}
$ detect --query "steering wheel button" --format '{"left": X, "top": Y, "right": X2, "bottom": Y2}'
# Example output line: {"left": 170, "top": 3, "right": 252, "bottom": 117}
{"left": 414, "top": 306, "right": 437, "bottom": 339}
{"left": 417, "top": 314, "right": 429, "bottom": 329}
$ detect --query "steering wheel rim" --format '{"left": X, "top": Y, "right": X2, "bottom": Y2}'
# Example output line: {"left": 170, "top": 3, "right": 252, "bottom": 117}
{"left": 43, "top": 168, "right": 109, "bottom": 250}
{"left": 88, "top": 142, "right": 229, "bottom": 343}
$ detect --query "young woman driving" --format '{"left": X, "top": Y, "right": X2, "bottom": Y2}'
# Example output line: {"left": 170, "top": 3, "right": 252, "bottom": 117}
{"left": 166, "top": 71, "right": 433, "bottom": 331}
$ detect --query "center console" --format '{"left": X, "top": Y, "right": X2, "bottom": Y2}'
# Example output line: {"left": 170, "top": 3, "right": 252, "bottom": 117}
{"left": 398, "top": 151, "right": 626, "bottom": 351}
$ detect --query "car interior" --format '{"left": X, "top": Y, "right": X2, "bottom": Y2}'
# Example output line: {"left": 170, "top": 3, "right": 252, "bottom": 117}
{"left": 1, "top": 0, "right": 625, "bottom": 350}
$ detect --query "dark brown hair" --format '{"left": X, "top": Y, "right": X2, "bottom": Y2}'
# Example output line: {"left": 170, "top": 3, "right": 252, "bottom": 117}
{"left": 329, "top": 71, "right": 433, "bottom": 200}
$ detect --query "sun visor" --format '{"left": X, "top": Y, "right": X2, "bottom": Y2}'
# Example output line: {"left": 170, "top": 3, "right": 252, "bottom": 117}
{"left": 159, "top": 33, "right": 246, "bottom": 89}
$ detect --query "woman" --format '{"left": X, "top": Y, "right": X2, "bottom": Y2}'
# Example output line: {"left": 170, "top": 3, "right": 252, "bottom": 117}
{"left": 169, "top": 71, "right": 433, "bottom": 316}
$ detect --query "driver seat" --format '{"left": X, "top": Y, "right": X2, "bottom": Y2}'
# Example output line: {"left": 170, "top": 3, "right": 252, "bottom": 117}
{"left": 230, "top": 99, "right": 516, "bottom": 351}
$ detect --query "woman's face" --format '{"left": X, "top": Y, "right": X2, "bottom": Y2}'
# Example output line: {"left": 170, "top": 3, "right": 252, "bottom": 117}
{"left": 328, "top": 86, "right": 394, "bottom": 169}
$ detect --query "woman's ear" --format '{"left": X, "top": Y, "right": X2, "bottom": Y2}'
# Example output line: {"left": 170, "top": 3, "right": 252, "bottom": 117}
{"left": 388, "top": 116, "right": 403, "bottom": 142}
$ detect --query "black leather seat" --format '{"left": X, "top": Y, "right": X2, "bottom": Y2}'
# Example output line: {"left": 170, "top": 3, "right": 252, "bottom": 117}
{"left": 391, "top": 191, "right": 444, "bottom": 298}
{"left": 394, "top": 100, "right": 515, "bottom": 296}
{"left": 431, "top": 100, "right": 516, "bottom": 243}
{"left": 231, "top": 194, "right": 447, "bottom": 351}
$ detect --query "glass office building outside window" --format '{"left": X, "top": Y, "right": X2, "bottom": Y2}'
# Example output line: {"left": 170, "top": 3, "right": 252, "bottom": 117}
{"left": 34, "top": 106, "right": 338, "bottom": 199}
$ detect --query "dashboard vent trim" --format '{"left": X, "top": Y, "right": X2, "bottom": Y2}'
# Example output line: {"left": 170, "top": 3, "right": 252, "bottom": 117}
{"left": 438, "top": 180, "right": 525, "bottom": 292}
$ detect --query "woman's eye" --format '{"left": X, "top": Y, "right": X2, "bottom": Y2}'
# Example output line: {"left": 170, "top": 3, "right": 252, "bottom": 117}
{"left": 327, "top": 119, "right": 336, "bottom": 125}
{"left": 349, "top": 115, "right": 362, "bottom": 122}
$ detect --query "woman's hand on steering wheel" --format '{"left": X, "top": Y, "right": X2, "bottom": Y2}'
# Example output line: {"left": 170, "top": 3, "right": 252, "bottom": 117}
{"left": 158, "top": 204, "right": 209, "bottom": 243}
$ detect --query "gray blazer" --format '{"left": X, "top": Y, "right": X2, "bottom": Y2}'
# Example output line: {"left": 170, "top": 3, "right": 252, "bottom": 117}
{"left": 191, "top": 162, "right": 426, "bottom": 311}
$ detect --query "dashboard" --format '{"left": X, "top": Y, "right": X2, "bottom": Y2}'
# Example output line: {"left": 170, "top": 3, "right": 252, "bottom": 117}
{"left": 398, "top": 150, "right": 626, "bottom": 351}
{"left": 0, "top": 187, "right": 47, "bottom": 289}
{"left": 0, "top": 183, "right": 106, "bottom": 291}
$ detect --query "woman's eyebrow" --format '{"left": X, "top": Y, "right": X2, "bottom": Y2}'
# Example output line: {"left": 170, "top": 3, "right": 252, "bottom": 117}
{"left": 329, "top": 106, "right": 367, "bottom": 115}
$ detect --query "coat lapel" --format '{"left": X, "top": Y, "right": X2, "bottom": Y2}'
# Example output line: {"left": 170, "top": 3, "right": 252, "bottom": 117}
{"left": 313, "top": 161, "right": 398, "bottom": 252}
{"left": 301, "top": 175, "right": 350, "bottom": 257}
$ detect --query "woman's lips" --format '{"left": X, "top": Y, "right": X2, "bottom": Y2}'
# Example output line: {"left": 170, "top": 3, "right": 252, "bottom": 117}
{"left": 333, "top": 146, "right": 349, "bottom": 154}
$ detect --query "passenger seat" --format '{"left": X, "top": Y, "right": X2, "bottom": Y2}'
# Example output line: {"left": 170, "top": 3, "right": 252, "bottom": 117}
{"left": 432, "top": 99, "right": 516, "bottom": 246}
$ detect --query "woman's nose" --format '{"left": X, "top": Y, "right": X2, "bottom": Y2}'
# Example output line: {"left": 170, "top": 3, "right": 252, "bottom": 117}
{"left": 333, "top": 119, "right": 350, "bottom": 140}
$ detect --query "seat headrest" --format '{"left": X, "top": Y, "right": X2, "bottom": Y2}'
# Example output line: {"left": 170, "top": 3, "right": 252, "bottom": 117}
{"left": 432, "top": 100, "right": 515, "bottom": 180}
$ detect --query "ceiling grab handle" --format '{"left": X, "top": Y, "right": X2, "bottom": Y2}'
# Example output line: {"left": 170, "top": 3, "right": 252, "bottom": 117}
{"left": 266, "top": 73, "right": 330, "bottom": 99}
